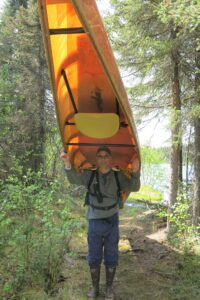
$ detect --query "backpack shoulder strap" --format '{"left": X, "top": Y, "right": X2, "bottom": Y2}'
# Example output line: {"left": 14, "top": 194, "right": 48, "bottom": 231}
{"left": 84, "top": 170, "right": 96, "bottom": 206}
{"left": 114, "top": 170, "right": 121, "bottom": 194}
{"left": 114, "top": 170, "right": 124, "bottom": 209}
{"left": 87, "top": 169, "right": 96, "bottom": 191}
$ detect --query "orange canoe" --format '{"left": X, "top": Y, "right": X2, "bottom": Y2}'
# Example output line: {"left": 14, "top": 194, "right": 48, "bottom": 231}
{"left": 37, "top": 0, "right": 141, "bottom": 172}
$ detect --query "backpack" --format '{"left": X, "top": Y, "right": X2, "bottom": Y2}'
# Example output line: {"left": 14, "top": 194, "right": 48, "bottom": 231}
{"left": 84, "top": 169, "right": 124, "bottom": 209}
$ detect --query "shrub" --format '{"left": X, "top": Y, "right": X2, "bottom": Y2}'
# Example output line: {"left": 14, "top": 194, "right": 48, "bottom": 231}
{"left": 0, "top": 169, "right": 81, "bottom": 298}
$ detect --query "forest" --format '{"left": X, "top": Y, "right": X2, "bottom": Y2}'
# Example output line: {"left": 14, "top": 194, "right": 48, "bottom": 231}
{"left": 0, "top": 0, "right": 200, "bottom": 299}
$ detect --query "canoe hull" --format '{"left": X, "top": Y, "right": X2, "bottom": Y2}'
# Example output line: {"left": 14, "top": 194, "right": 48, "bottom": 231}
{"left": 37, "top": 0, "right": 140, "bottom": 172}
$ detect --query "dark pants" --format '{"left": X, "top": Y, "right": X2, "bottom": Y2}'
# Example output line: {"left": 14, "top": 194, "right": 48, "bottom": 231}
{"left": 87, "top": 213, "right": 119, "bottom": 268}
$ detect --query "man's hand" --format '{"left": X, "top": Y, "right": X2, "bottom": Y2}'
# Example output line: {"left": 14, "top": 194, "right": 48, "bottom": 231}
{"left": 60, "top": 150, "right": 71, "bottom": 168}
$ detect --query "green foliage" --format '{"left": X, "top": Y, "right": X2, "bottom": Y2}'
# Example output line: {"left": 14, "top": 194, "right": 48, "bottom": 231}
{"left": 141, "top": 146, "right": 167, "bottom": 164}
{"left": 106, "top": 0, "right": 175, "bottom": 126}
{"left": 168, "top": 190, "right": 194, "bottom": 250}
{"left": 191, "top": 104, "right": 200, "bottom": 118}
{"left": 170, "top": 196, "right": 191, "bottom": 232}
{"left": 156, "top": 0, "right": 200, "bottom": 34}
{"left": 0, "top": 0, "right": 53, "bottom": 175}
{"left": 158, "top": 186, "right": 199, "bottom": 252}
{"left": 154, "top": 255, "right": 200, "bottom": 300}
{"left": 128, "top": 185, "right": 163, "bottom": 202}
{"left": 0, "top": 170, "right": 81, "bottom": 298}
{"left": 44, "top": 127, "right": 62, "bottom": 180}
{"left": 2, "top": 0, "right": 28, "bottom": 18}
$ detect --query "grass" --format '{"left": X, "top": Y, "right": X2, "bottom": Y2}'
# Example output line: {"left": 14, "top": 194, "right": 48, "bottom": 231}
{"left": 128, "top": 185, "right": 163, "bottom": 202}
{"left": 122, "top": 205, "right": 145, "bottom": 218}
{"left": 153, "top": 255, "right": 200, "bottom": 300}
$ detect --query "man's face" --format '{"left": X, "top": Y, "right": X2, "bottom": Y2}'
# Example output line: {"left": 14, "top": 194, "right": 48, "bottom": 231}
{"left": 96, "top": 151, "right": 112, "bottom": 168}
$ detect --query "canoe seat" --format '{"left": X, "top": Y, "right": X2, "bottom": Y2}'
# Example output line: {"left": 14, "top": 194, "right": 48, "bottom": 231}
{"left": 74, "top": 113, "right": 119, "bottom": 138}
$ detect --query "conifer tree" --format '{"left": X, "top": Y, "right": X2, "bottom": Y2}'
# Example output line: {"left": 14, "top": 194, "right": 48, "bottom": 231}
{"left": 0, "top": 0, "right": 50, "bottom": 175}
{"left": 106, "top": 0, "right": 183, "bottom": 225}
{"left": 156, "top": 0, "right": 200, "bottom": 224}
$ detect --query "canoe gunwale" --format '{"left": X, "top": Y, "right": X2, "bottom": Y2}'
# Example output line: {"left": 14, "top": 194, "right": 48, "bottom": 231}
{"left": 37, "top": 0, "right": 64, "bottom": 146}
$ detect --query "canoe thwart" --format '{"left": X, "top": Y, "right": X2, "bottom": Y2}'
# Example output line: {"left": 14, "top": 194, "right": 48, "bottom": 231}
{"left": 49, "top": 27, "right": 85, "bottom": 35}
{"left": 65, "top": 142, "right": 136, "bottom": 148}
{"left": 61, "top": 69, "right": 78, "bottom": 114}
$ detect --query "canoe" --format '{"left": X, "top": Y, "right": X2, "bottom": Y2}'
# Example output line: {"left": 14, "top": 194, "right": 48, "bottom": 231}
{"left": 37, "top": 0, "right": 141, "bottom": 173}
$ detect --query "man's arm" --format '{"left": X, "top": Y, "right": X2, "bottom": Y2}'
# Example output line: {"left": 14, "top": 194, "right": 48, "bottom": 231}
{"left": 65, "top": 167, "right": 92, "bottom": 186}
{"left": 60, "top": 150, "right": 91, "bottom": 186}
{"left": 118, "top": 158, "right": 141, "bottom": 192}
{"left": 119, "top": 171, "right": 141, "bottom": 192}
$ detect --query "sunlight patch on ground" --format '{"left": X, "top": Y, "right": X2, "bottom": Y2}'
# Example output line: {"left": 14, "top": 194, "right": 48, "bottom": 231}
{"left": 119, "top": 239, "right": 132, "bottom": 253}
{"left": 146, "top": 228, "right": 167, "bottom": 243}
{"left": 120, "top": 216, "right": 135, "bottom": 222}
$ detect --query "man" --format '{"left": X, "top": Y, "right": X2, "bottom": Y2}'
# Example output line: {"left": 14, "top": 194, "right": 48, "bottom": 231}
{"left": 60, "top": 147, "right": 140, "bottom": 299}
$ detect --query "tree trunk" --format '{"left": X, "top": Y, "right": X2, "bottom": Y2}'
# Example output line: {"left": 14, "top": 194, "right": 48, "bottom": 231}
{"left": 192, "top": 51, "right": 200, "bottom": 225}
{"left": 33, "top": 33, "right": 46, "bottom": 172}
{"left": 168, "top": 28, "right": 182, "bottom": 231}
{"left": 185, "top": 127, "right": 192, "bottom": 190}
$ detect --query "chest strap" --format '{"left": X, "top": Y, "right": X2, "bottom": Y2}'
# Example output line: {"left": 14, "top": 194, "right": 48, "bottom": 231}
{"left": 89, "top": 202, "right": 118, "bottom": 211}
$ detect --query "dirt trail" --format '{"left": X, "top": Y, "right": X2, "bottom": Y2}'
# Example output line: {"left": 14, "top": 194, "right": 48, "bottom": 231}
{"left": 112, "top": 208, "right": 174, "bottom": 300}
{"left": 58, "top": 205, "right": 194, "bottom": 300}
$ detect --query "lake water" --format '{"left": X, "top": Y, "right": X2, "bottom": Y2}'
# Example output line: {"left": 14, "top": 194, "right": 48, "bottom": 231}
{"left": 141, "top": 163, "right": 193, "bottom": 204}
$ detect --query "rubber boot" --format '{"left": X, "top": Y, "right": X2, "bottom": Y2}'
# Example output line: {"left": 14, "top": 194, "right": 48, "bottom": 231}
{"left": 87, "top": 266, "right": 100, "bottom": 298}
{"left": 105, "top": 267, "right": 116, "bottom": 300}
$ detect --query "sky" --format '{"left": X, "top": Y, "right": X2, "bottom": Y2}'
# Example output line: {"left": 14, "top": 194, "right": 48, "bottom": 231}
{"left": 0, "top": 0, "right": 4, "bottom": 11}
{"left": 0, "top": 0, "right": 171, "bottom": 148}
